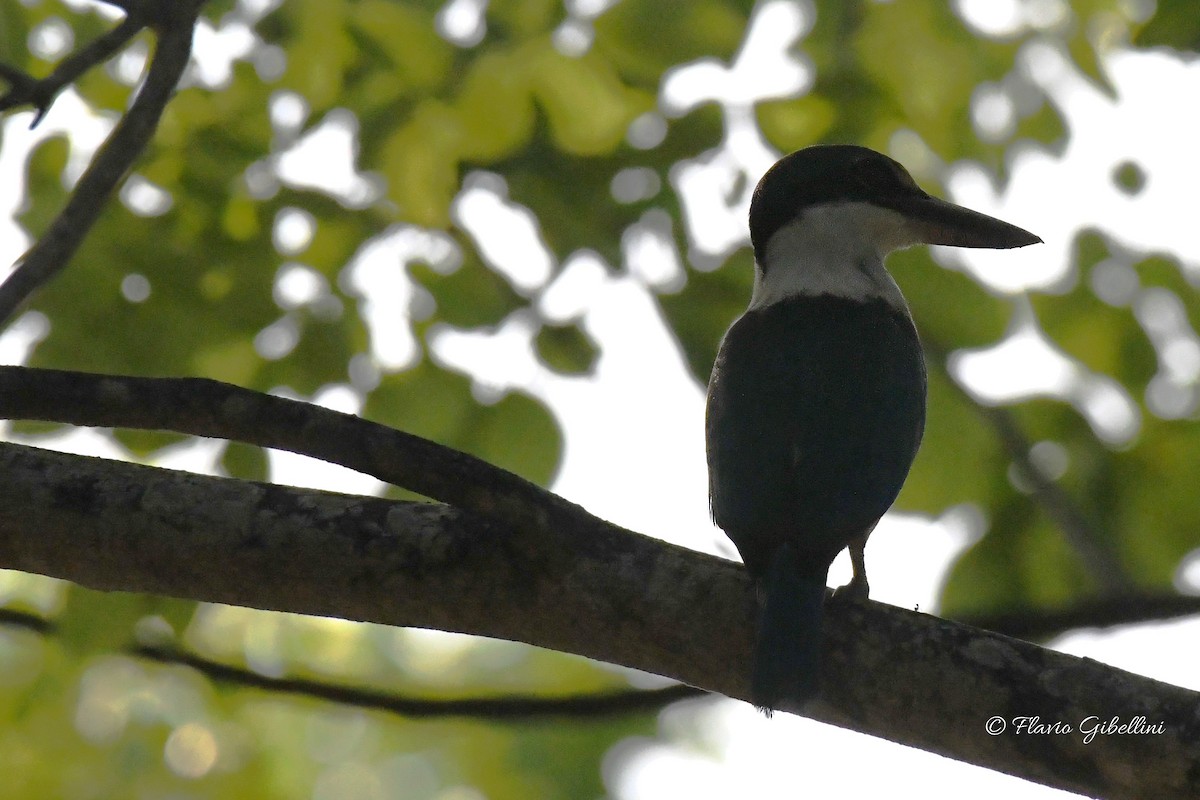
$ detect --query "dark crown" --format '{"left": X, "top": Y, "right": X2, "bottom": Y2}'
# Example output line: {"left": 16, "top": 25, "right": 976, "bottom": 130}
{"left": 748, "top": 145, "right": 928, "bottom": 267}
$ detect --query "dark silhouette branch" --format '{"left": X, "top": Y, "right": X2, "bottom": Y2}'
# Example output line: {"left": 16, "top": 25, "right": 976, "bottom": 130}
{"left": 0, "top": 15, "right": 144, "bottom": 126}
{"left": 957, "top": 592, "right": 1200, "bottom": 641}
{"left": 1, "top": 418, "right": 1198, "bottom": 798}
{"left": 131, "top": 643, "right": 708, "bottom": 720}
{"left": 0, "top": 606, "right": 56, "bottom": 635}
{"left": 0, "top": 594, "right": 708, "bottom": 721}
{"left": 0, "top": 0, "right": 209, "bottom": 326}
{"left": 0, "top": 364, "right": 618, "bottom": 552}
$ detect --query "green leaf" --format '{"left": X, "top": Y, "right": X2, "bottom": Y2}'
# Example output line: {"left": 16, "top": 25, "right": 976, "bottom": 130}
{"left": 524, "top": 40, "right": 653, "bottom": 156}
{"left": 895, "top": 366, "right": 1004, "bottom": 514}
{"left": 890, "top": 249, "right": 1011, "bottom": 349}
{"left": 1066, "top": 34, "right": 1114, "bottom": 96}
{"left": 488, "top": 0, "right": 563, "bottom": 39}
{"left": 1115, "top": 422, "right": 1200, "bottom": 581}
{"left": 261, "top": 0, "right": 356, "bottom": 112}
{"left": 15, "top": 134, "right": 70, "bottom": 238}
{"left": 657, "top": 249, "right": 755, "bottom": 384}
{"left": 593, "top": 0, "right": 749, "bottom": 85}
{"left": 496, "top": 131, "right": 643, "bottom": 264}
{"left": 1111, "top": 160, "right": 1146, "bottom": 196}
{"left": 756, "top": 95, "right": 838, "bottom": 153}
{"left": 941, "top": 496, "right": 1092, "bottom": 618}
{"left": 378, "top": 100, "right": 464, "bottom": 227}
{"left": 220, "top": 441, "right": 270, "bottom": 482}
{"left": 454, "top": 49, "right": 537, "bottom": 161}
{"left": 0, "top": 2, "right": 29, "bottom": 69}
{"left": 535, "top": 322, "right": 598, "bottom": 375}
{"left": 1032, "top": 279, "right": 1157, "bottom": 392}
{"left": 363, "top": 362, "right": 562, "bottom": 487}
{"left": 56, "top": 587, "right": 167, "bottom": 655}
{"left": 348, "top": 1, "right": 451, "bottom": 94}
{"left": 1014, "top": 101, "right": 1067, "bottom": 149}
{"left": 1134, "top": 0, "right": 1200, "bottom": 51}
{"left": 113, "top": 429, "right": 189, "bottom": 457}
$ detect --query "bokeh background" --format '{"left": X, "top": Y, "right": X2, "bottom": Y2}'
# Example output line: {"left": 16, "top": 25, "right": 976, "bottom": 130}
{"left": 2, "top": 0, "right": 1199, "bottom": 796}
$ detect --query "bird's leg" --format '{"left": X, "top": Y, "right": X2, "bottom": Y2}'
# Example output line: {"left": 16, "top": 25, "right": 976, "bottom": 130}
{"left": 845, "top": 532, "right": 870, "bottom": 597}
{"left": 832, "top": 528, "right": 874, "bottom": 602}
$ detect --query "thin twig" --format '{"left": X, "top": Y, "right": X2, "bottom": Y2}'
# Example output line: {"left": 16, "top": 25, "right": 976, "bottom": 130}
{"left": 0, "top": 603, "right": 706, "bottom": 721}
{"left": 132, "top": 643, "right": 708, "bottom": 720}
{"left": 0, "top": 606, "right": 56, "bottom": 635}
{"left": 0, "top": 15, "right": 145, "bottom": 126}
{"left": 955, "top": 591, "right": 1200, "bottom": 641}
{"left": 0, "top": 3, "right": 206, "bottom": 327}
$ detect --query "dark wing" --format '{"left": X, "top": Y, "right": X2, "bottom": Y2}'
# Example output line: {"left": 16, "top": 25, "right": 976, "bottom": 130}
{"left": 705, "top": 297, "right": 926, "bottom": 578}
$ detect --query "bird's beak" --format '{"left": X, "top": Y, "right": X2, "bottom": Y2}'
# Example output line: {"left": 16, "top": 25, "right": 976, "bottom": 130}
{"left": 896, "top": 194, "right": 1042, "bottom": 249}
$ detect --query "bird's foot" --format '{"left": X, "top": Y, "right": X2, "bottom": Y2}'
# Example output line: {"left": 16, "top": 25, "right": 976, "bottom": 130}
{"left": 829, "top": 573, "right": 869, "bottom": 604}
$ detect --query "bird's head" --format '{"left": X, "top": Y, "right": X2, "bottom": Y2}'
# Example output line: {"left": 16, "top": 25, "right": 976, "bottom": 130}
{"left": 746, "top": 145, "right": 1041, "bottom": 308}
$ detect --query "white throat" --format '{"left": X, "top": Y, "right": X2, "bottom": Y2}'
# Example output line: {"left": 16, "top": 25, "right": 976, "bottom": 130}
{"left": 748, "top": 202, "right": 917, "bottom": 312}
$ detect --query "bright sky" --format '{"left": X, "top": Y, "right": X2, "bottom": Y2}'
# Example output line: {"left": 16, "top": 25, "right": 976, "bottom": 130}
{"left": 1, "top": 1, "right": 1198, "bottom": 798}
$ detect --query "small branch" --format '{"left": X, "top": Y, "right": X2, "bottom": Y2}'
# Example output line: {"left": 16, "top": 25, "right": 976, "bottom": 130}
{"left": 0, "top": 2, "right": 207, "bottom": 327}
{"left": 0, "top": 588, "right": 706, "bottom": 721}
{"left": 925, "top": 340, "right": 1134, "bottom": 592}
{"left": 132, "top": 643, "right": 708, "bottom": 720}
{"left": 0, "top": 364, "right": 619, "bottom": 551}
{"left": 957, "top": 592, "right": 1200, "bottom": 641}
{"left": 1, "top": 440, "right": 1197, "bottom": 800}
{"left": 0, "top": 15, "right": 144, "bottom": 126}
{"left": 0, "top": 606, "right": 56, "bottom": 635}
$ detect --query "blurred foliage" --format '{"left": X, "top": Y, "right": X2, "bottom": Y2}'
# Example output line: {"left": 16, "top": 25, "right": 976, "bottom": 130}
{"left": 3, "top": 0, "right": 1200, "bottom": 796}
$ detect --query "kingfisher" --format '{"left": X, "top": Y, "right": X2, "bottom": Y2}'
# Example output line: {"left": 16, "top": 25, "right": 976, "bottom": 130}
{"left": 706, "top": 145, "right": 1040, "bottom": 712}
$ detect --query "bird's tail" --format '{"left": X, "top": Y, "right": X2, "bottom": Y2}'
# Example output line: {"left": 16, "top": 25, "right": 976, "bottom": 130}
{"left": 752, "top": 543, "right": 826, "bottom": 714}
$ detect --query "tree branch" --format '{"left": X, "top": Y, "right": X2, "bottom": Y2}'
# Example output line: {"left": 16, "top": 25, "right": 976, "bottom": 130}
{"left": 0, "top": 364, "right": 618, "bottom": 552}
{"left": 0, "top": 1, "right": 209, "bottom": 327}
{"left": 0, "top": 606, "right": 56, "bottom": 635}
{"left": 957, "top": 593, "right": 1200, "bottom": 641}
{"left": 0, "top": 605, "right": 708, "bottom": 720}
{"left": 130, "top": 643, "right": 708, "bottom": 720}
{"left": 0, "top": 438, "right": 1197, "bottom": 799}
{"left": 0, "top": 15, "right": 144, "bottom": 126}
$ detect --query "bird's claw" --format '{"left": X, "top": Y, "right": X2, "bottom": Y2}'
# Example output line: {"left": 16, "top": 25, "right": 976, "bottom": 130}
{"left": 829, "top": 574, "right": 869, "bottom": 604}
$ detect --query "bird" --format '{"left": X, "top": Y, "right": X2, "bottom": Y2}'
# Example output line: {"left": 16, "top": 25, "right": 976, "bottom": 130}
{"left": 705, "top": 144, "right": 1041, "bottom": 713}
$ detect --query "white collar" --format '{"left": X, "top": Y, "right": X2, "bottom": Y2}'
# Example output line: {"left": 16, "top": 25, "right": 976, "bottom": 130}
{"left": 749, "top": 202, "right": 916, "bottom": 313}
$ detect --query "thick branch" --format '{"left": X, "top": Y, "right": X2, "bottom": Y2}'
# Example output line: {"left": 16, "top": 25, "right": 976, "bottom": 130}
{"left": 0, "top": 1, "right": 208, "bottom": 326}
{"left": 0, "top": 440, "right": 1196, "bottom": 799}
